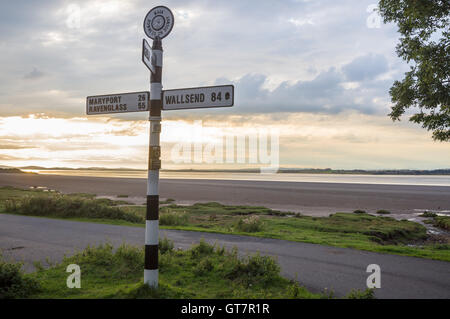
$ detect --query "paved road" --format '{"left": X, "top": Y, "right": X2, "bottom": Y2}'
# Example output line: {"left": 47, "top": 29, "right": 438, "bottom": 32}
{"left": 1, "top": 173, "right": 450, "bottom": 215}
{"left": 1, "top": 214, "right": 449, "bottom": 299}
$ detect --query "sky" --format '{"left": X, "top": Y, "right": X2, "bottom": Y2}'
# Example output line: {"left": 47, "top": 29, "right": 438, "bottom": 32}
{"left": 0, "top": 0, "right": 449, "bottom": 170}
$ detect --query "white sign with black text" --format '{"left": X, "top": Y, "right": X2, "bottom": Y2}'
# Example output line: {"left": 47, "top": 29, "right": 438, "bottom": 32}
{"left": 86, "top": 91, "right": 150, "bottom": 115}
{"left": 162, "top": 85, "right": 234, "bottom": 110}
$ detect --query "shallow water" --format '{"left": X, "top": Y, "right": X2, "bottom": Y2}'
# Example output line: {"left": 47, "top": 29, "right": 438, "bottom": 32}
{"left": 21, "top": 169, "right": 450, "bottom": 187}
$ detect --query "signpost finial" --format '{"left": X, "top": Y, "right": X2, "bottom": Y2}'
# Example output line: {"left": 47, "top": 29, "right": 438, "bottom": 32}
{"left": 143, "top": 6, "right": 174, "bottom": 40}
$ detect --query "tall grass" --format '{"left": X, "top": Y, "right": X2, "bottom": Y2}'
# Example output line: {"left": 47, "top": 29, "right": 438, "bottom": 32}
{"left": 159, "top": 237, "right": 174, "bottom": 254}
{"left": 225, "top": 251, "right": 280, "bottom": 287}
{"left": 0, "top": 259, "right": 40, "bottom": 299}
{"left": 346, "top": 289, "right": 375, "bottom": 299}
{"left": 434, "top": 216, "right": 450, "bottom": 230}
{"left": 5, "top": 195, "right": 143, "bottom": 223}
{"left": 235, "top": 215, "right": 263, "bottom": 232}
{"left": 159, "top": 210, "right": 188, "bottom": 226}
{"left": 420, "top": 211, "right": 437, "bottom": 218}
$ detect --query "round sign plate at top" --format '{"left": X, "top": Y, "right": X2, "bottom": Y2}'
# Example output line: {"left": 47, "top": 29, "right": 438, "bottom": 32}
{"left": 143, "top": 6, "right": 174, "bottom": 40}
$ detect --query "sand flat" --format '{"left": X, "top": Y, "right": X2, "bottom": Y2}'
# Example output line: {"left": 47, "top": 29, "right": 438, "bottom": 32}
{"left": 1, "top": 173, "right": 449, "bottom": 216}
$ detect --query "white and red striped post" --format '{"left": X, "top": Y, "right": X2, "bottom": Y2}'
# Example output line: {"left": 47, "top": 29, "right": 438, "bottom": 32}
{"left": 144, "top": 36, "right": 163, "bottom": 287}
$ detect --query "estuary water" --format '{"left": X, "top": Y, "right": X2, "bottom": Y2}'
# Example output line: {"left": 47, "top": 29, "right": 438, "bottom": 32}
{"left": 21, "top": 169, "right": 450, "bottom": 187}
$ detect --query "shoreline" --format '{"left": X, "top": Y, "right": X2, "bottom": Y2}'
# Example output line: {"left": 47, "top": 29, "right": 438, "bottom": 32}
{"left": 15, "top": 169, "right": 450, "bottom": 187}
{"left": 1, "top": 173, "right": 449, "bottom": 218}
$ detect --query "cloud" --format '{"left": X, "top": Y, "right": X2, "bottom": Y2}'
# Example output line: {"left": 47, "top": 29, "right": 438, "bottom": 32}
{"left": 0, "top": 154, "right": 27, "bottom": 160}
{"left": 1, "top": 113, "right": 449, "bottom": 170}
{"left": 24, "top": 67, "right": 45, "bottom": 80}
{"left": 0, "top": 144, "right": 36, "bottom": 150}
{"left": 0, "top": 0, "right": 405, "bottom": 120}
{"left": 1, "top": 1, "right": 448, "bottom": 171}
{"left": 211, "top": 56, "right": 392, "bottom": 115}
{"left": 342, "top": 54, "right": 389, "bottom": 81}
{"left": 288, "top": 17, "right": 315, "bottom": 27}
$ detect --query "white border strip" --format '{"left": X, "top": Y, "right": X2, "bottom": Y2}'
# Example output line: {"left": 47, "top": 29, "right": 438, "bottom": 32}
{"left": 145, "top": 220, "right": 159, "bottom": 245}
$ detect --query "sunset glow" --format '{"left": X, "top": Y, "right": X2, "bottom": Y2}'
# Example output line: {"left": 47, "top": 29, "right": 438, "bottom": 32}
{"left": 1, "top": 113, "right": 449, "bottom": 170}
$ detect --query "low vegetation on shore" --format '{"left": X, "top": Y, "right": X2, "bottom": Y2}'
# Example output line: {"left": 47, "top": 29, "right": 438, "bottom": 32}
{"left": 423, "top": 215, "right": 450, "bottom": 231}
{"left": 123, "top": 203, "right": 449, "bottom": 261}
{"left": 433, "top": 217, "right": 450, "bottom": 230}
{"left": 1, "top": 187, "right": 140, "bottom": 223}
{"left": 0, "top": 187, "right": 448, "bottom": 262}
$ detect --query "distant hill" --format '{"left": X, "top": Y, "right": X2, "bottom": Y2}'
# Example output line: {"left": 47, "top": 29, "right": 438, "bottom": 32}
{"left": 277, "top": 168, "right": 450, "bottom": 175}
{"left": 8, "top": 166, "right": 450, "bottom": 175}
{"left": 19, "top": 166, "right": 143, "bottom": 171}
{"left": 161, "top": 168, "right": 450, "bottom": 175}
{"left": 0, "top": 168, "right": 25, "bottom": 174}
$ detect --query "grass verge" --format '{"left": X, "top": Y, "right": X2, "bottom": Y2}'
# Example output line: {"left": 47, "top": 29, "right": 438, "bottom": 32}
{"left": 0, "top": 257, "right": 41, "bottom": 299}
{"left": 1, "top": 240, "right": 329, "bottom": 299}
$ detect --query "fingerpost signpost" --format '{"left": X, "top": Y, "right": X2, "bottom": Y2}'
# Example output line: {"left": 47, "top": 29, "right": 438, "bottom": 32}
{"left": 86, "top": 6, "right": 235, "bottom": 288}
